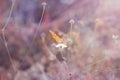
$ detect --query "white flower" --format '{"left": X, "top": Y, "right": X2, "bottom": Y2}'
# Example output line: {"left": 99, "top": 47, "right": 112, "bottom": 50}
{"left": 56, "top": 43, "right": 67, "bottom": 49}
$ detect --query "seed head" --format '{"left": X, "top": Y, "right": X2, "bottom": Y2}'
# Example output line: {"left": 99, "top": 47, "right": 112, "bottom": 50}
{"left": 69, "top": 19, "right": 75, "bottom": 24}
{"left": 42, "top": 2, "right": 47, "bottom": 6}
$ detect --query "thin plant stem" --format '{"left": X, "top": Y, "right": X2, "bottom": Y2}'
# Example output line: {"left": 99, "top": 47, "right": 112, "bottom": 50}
{"left": 26, "top": 2, "right": 47, "bottom": 54}
{"left": 2, "top": 0, "right": 17, "bottom": 72}
{"left": 31, "top": 2, "right": 47, "bottom": 46}
{"left": 0, "top": 36, "right": 4, "bottom": 43}
{"left": 69, "top": 19, "right": 75, "bottom": 36}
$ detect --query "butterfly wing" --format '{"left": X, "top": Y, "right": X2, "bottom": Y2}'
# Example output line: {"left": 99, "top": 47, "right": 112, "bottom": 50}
{"left": 49, "top": 30, "right": 62, "bottom": 43}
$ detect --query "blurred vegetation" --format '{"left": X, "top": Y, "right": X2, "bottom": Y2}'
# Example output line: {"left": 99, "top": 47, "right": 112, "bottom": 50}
{"left": 0, "top": 0, "right": 120, "bottom": 80}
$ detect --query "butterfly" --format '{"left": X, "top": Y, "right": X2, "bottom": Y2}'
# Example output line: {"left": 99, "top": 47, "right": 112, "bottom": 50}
{"left": 49, "top": 30, "right": 68, "bottom": 49}
{"left": 49, "top": 30, "right": 62, "bottom": 43}
{"left": 49, "top": 30, "right": 67, "bottom": 61}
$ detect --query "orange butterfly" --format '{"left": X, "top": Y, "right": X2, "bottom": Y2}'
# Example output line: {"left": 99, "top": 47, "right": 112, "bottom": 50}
{"left": 49, "top": 30, "right": 62, "bottom": 43}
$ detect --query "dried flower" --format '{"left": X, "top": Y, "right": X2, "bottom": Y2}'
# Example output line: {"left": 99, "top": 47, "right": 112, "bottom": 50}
{"left": 112, "top": 34, "right": 119, "bottom": 40}
{"left": 69, "top": 19, "right": 75, "bottom": 24}
{"left": 42, "top": 2, "right": 47, "bottom": 6}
